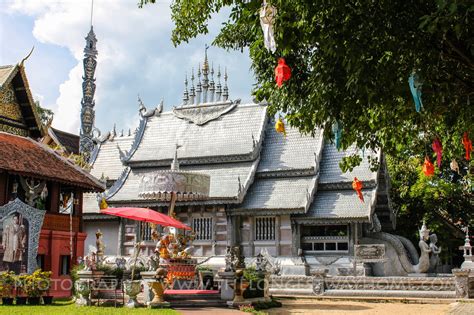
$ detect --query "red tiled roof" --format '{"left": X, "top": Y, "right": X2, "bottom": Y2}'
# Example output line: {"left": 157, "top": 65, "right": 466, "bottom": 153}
{"left": 0, "top": 132, "right": 104, "bottom": 192}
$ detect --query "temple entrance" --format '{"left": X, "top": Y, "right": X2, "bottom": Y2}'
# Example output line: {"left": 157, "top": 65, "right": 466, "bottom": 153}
{"left": 300, "top": 225, "right": 349, "bottom": 255}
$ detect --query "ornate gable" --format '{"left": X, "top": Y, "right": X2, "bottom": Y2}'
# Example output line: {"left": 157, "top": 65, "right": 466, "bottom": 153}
{"left": 0, "top": 64, "right": 42, "bottom": 138}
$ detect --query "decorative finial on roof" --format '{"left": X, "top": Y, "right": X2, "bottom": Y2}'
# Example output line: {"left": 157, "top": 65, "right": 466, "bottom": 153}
{"left": 202, "top": 46, "right": 210, "bottom": 103}
{"left": 223, "top": 67, "right": 229, "bottom": 101}
{"left": 190, "top": 68, "right": 195, "bottom": 105}
{"left": 128, "top": 128, "right": 131, "bottom": 136}
{"left": 157, "top": 98, "right": 163, "bottom": 113}
{"left": 196, "top": 64, "right": 202, "bottom": 104}
{"left": 171, "top": 143, "right": 182, "bottom": 171}
{"left": 138, "top": 94, "right": 145, "bottom": 111}
{"left": 19, "top": 46, "right": 34, "bottom": 67}
{"left": 120, "top": 129, "right": 124, "bottom": 137}
{"left": 216, "top": 65, "right": 222, "bottom": 102}
{"left": 183, "top": 73, "right": 189, "bottom": 105}
{"left": 209, "top": 63, "right": 215, "bottom": 102}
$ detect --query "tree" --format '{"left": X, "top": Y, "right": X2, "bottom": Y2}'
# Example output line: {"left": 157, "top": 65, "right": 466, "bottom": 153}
{"left": 140, "top": 0, "right": 473, "bottom": 170}
{"left": 34, "top": 101, "right": 54, "bottom": 128}
{"left": 387, "top": 155, "right": 473, "bottom": 266}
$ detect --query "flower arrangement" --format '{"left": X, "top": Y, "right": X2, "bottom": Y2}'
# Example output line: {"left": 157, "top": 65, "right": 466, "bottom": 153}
{"left": 18, "top": 269, "right": 52, "bottom": 298}
{"left": 0, "top": 271, "right": 15, "bottom": 298}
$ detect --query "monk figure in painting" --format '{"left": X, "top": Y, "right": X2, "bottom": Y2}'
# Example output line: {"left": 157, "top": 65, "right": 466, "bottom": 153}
{"left": 2, "top": 213, "right": 27, "bottom": 273}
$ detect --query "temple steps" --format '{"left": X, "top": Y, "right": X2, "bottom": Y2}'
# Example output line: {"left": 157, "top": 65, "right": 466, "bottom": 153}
{"left": 163, "top": 291, "right": 226, "bottom": 307}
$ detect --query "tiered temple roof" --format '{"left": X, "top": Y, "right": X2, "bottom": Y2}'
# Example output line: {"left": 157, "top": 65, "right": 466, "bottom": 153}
{"left": 84, "top": 52, "right": 383, "bottom": 223}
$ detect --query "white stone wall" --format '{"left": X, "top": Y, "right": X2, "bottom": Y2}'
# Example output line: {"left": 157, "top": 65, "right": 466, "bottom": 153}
{"left": 84, "top": 220, "right": 120, "bottom": 256}
{"left": 241, "top": 214, "right": 293, "bottom": 257}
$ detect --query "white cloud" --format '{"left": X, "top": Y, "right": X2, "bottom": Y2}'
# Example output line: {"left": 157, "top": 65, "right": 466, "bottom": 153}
{"left": 5, "top": 0, "right": 254, "bottom": 134}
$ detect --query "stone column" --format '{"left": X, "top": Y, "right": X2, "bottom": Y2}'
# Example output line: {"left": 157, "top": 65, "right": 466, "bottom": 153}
{"left": 453, "top": 269, "right": 470, "bottom": 299}
{"left": 275, "top": 216, "right": 281, "bottom": 256}
{"left": 117, "top": 218, "right": 124, "bottom": 256}
{"left": 249, "top": 216, "right": 255, "bottom": 256}
{"left": 212, "top": 207, "right": 217, "bottom": 255}
{"left": 291, "top": 220, "right": 301, "bottom": 256}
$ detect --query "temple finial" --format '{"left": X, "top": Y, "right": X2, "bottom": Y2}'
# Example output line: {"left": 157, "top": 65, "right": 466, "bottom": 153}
{"left": 182, "top": 73, "right": 189, "bottom": 105}
{"left": 128, "top": 128, "right": 131, "bottom": 136}
{"left": 190, "top": 68, "right": 195, "bottom": 105}
{"left": 223, "top": 67, "right": 229, "bottom": 101}
{"left": 209, "top": 62, "right": 215, "bottom": 103}
{"left": 202, "top": 45, "right": 209, "bottom": 103}
{"left": 216, "top": 65, "right": 222, "bottom": 102}
{"left": 196, "top": 63, "right": 202, "bottom": 104}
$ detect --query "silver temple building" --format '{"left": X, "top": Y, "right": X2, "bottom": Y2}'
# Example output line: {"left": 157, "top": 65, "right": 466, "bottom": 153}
{"left": 82, "top": 51, "right": 395, "bottom": 276}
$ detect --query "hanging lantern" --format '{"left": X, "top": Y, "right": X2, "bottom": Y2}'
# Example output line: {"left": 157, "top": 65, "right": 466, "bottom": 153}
{"left": 352, "top": 177, "right": 364, "bottom": 202}
{"left": 259, "top": 0, "right": 277, "bottom": 53}
{"left": 450, "top": 159, "right": 459, "bottom": 174}
{"left": 275, "top": 58, "right": 291, "bottom": 87}
{"left": 408, "top": 73, "right": 423, "bottom": 112}
{"left": 99, "top": 197, "right": 108, "bottom": 210}
{"left": 431, "top": 137, "right": 443, "bottom": 168}
{"left": 422, "top": 157, "right": 435, "bottom": 177}
{"left": 331, "top": 121, "right": 342, "bottom": 149}
{"left": 275, "top": 117, "right": 286, "bottom": 137}
{"left": 462, "top": 132, "right": 472, "bottom": 161}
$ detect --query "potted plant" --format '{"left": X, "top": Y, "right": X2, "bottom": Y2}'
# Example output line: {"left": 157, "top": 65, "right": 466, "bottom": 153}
{"left": 196, "top": 265, "right": 214, "bottom": 290}
{"left": 15, "top": 274, "right": 28, "bottom": 305}
{"left": 38, "top": 271, "right": 53, "bottom": 305}
{"left": 21, "top": 270, "right": 43, "bottom": 305}
{"left": 243, "top": 267, "right": 264, "bottom": 299}
{"left": 0, "top": 271, "right": 15, "bottom": 305}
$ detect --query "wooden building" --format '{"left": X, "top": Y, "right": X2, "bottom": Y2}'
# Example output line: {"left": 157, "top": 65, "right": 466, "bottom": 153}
{"left": 0, "top": 63, "right": 104, "bottom": 296}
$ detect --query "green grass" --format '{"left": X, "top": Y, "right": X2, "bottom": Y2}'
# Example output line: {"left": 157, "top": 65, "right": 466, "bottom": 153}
{"left": 0, "top": 299, "right": 179, "bottom": 315}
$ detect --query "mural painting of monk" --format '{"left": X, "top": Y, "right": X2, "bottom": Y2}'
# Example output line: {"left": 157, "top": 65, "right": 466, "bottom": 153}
{"left": 1, "top": 213, "right": 27, "bottom": 274}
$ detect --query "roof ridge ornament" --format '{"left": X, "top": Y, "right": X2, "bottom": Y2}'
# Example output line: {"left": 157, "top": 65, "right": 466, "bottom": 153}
{"left": 223, "top": 67, "right": 229, "bottom": 101}
{"left": 190, "top": 69, "right": 195, "bottom": 105}
{"left": 171, "top": 143, "right": 182, "bottom": 171}
{"left": 183, "top": 73, "right": 189, "bottom": 105}
{"left": 216, "top": 66, "right": 222, "bottom": 102}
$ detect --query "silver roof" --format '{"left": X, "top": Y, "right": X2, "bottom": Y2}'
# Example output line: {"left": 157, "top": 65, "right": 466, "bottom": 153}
{"left": 318, "top": 143, "right": 378, "bottom": 184}
{"left": 90, "top": 135, "right": 133, "bottom": 180}
{"left": 108, "top": 159, "right": 258, "bottom": 204}
{"left": 234, "top": 175, "right": 318, "bottom": 214}
{"left": 257, "top": 122, "right": 324, "bottom": 175}
{"left": 128, "top": 103, "right": 267, "bottom": 166}
{"left": 304, "top": 189, "right": 376, "bottom": 221}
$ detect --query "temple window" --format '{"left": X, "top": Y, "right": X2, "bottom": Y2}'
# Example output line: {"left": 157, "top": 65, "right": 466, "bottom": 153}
{"left": 301, "top": 225, "right": 349, "bottom": 254}
{"left": 59, "top": 255, "right": 71, "bottom": 275}
{"left": 138, "top": 222, "right": 154, "bottom": 241}
{"left": 255, "top": 217, "right": 276, "bottom": 241}
{"left": 193, "top": 217, "right": 213, "bottom": 241}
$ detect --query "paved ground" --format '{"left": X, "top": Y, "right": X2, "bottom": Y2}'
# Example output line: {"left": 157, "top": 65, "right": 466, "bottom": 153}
{"left": 264, "top": 299, "right": 466, "bottom": 315}
{"left": 174, "top": 307, "right": 244, "bottom": 315}
{"left": 174, "top": 300, "right": 474, "bottom": 315}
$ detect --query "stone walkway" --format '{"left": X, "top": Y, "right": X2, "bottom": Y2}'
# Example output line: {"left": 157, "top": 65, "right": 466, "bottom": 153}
{"left": 173, "top": 300, "right": 474, "bottom": 315}
{"left": 446, "top": 302, "right": 474, "bottom": 315}
{"left": 266, "top": 299, "right": 453, "bottom": 315}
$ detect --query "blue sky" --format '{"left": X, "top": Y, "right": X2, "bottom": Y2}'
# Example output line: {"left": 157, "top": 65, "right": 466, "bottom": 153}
{"left": 0, "top": 0, "right": 255, "bottom": 134}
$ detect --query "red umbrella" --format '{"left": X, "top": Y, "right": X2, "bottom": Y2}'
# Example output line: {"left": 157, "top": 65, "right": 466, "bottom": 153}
{"left": 101, "top": 207, "right": 191, "bottom": 230}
